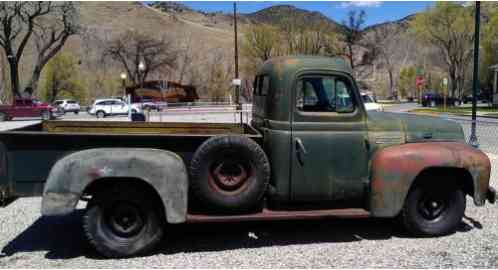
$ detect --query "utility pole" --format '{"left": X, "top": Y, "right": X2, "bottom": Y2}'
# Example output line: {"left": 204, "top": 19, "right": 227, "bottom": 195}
{"left": 469, "top": 1, "right": 480, "bottom": 148}
{"left": 233, "top": 2, "right": 243, "bottom": 125}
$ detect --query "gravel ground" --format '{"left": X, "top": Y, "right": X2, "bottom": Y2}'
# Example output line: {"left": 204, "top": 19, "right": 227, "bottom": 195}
{"left": 1, "top": 113, "right": 498, "bottom": 268}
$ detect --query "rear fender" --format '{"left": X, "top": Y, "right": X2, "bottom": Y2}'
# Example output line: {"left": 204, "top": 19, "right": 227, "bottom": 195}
{"left": 41, "top": 148, "right": 188, "bottom": 223}
{"left": 370, "top": 142, "right": 491, "bottom": 217}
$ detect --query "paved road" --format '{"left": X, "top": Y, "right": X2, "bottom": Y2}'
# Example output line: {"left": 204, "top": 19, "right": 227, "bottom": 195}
{"left": 383, "top": 102, "right": 419, "bottom": 113}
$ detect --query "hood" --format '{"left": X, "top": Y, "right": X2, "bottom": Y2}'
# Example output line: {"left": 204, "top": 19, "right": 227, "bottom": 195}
{"left": 367, "top": 111, "right": 465, "bottom": 144}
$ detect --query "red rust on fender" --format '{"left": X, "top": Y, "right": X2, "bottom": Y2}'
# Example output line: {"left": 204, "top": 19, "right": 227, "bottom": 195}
{"left": 369, "top": 142, "right": 491, "bottom": 217}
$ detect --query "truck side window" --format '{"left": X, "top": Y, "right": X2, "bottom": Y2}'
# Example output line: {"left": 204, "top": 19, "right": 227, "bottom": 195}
{"left": 296, "top": 76, "right": 355, "bottom": 113}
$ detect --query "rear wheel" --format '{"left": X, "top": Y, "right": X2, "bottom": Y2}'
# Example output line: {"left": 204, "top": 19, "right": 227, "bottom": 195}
{"left": 96, "top": 111, "right": 106, "bottom": 118}
{"left": 41, "top": 110, "right": 50, "bottom": 121}
{"left": 401, "top": 182, "right": 465, "bottom": 236}
{"left": 83, "top": 184, "right": 164, "bottom": 258}
{"left": 74, "top": 110, "right": 79, "bottom": 115}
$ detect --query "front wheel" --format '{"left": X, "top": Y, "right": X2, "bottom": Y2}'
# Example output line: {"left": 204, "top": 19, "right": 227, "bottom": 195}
{"left": 401, "top": 183, "right": 466, "bottom": 236}
{"left": 96, "top": 111, "right": 106, "bottom": 118}
{"left": 83, "top": 184, "right": 164, "bottom": 258}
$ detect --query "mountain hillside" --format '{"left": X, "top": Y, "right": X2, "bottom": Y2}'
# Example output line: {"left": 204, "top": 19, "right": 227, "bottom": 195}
{"left": 245, "top": 5, "right": 341, "bottom": 31}
{"left": 2, "top": 1, "right": 443, "bottom": 102}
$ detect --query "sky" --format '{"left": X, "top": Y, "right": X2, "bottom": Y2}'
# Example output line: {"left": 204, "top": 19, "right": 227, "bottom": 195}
{"left": 180, "top": 1, "right": 436, "bottom": 27}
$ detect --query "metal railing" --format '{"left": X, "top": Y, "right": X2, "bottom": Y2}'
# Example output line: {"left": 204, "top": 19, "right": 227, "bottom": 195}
{"left": 142, "top": 104, "right": 253, "bottom": 124}
{"left": 450, "top": 117, "right": 498, "bottom": 156}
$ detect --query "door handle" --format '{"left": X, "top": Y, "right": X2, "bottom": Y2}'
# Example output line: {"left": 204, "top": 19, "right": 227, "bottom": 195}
{"left": 295, "top": 138, "right": 307, "bottom": 166}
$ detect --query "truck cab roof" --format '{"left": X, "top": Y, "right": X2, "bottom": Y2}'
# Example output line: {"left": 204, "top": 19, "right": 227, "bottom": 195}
{"left": 252, "top": 56, "right": 358, "bottom": 123}
{"left": 257, "top": 56, "right": 352, "bottom": 79}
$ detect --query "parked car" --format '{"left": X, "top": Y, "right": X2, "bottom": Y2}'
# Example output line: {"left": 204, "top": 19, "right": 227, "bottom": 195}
{"left": 138, "top": 98, "right": 166, "bottom": 112}
{"left": 421, "top": 91, "right": 461, "bottom": 107}
{"left": 88, "top": 98, "right": 142, "bottom": 118}
{"left": 53, "top": 99, "right": 81, "bottom": 114}
{"left": 361, "top": 93, "right": 383, "bottom": 111}
{"left": 462, "top": 92, "right": 491, "bottom": 104}
{"left": 0, "top": 98, "right": 60, "bottom": 121}
{"left": 0, "top": 56, "right": 495, "bottom": 258}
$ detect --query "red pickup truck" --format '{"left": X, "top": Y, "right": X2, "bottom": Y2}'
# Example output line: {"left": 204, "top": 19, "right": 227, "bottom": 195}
{"left": 0, "top": 98, "right": 58, "bottom": 121}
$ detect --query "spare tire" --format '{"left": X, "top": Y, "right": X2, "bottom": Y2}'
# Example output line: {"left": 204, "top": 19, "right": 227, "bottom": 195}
{"left": 190, "top": 135, "right": 270, "bottom": 213}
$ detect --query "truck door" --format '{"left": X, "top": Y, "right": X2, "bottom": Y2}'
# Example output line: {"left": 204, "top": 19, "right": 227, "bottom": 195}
{"left": 290, "top": 73, "right": 369, "bottom": 203}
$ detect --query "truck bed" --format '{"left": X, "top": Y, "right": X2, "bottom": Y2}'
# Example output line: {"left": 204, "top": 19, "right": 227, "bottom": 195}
{"left": 0, "top": 121, "right": 261, "bottom": 199}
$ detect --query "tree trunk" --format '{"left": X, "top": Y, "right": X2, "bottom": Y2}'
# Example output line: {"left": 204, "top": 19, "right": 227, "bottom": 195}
{"left": 24, "top": 64, "right": 42, "bottom": 96}
{"left": 348, "top": 45, "right": 354, "bottom": 70}
{"left": 0, "top": 52, "right": 4, "bottom": 101}
{"left": 449, "top": 66, "right": 457, "bottom": 98}
{"left": 388, "top": 67, "right": 394, "bottom": 98}
{"left": 7, "top": 58, "right": 21, "bottom": 100}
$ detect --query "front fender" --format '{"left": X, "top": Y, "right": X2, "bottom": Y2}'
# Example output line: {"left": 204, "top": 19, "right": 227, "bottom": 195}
{"left": 41, "top": 148, "right": 188, "bottom": 224}
{"left": 370, "top": 142, "right": 491, "bottom": 217}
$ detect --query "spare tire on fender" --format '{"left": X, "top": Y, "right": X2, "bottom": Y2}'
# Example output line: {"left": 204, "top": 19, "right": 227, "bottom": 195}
{"left": 190, "top": 135, "right": 270, "bottom": 213}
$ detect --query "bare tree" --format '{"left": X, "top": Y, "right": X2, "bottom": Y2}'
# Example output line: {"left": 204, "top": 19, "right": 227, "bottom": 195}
{"left": 0, "top": 2, "right": 79, "bottom": 98}
{"left": 281, "top": 20, "right": 337, "bottom": 56}
{"left": 26, "top": 3, "right": 79, "bottom": 95}
{"left": 105, "top": 30, "right": 178, "bottom": 86}
{"left": 367, "top": 25, "right": 401, "bottom": 97}
{"left": 338, "top": 10, "right": 366, "bottom": 70}
{"left": 177, "top": 32, "right": 194, "bottom": 84}
{"left": 205, "top": 49, "right": 233, "bottom": 102}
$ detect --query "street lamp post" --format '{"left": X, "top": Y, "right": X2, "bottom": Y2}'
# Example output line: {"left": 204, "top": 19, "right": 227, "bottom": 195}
{"left": 138, "top": 61, "right": 146, "bottom": 120}
{"left": 233, "top": 2, "right": 242, "bottom": 125}
{"left": 469, "top": 1, "right": 480, "bottom": 148}
{"left": 120, "top": 72, "right": 127, "bottom": 99}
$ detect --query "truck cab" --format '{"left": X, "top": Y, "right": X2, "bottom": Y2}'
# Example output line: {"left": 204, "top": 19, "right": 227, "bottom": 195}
{"left": 252, "top": 56, "right": 369, "bottom": 207}
{"left": 251, "top": 56, "right": 493, "bottom": 216}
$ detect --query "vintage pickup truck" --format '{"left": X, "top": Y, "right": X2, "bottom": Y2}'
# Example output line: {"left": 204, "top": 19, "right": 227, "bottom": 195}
{"left": 0, "top": 56, "right": 495, "bottom": 258}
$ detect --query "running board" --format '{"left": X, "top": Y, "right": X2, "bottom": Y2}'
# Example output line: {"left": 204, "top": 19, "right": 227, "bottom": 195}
{"left": 186, "top": 208, "right": 370, "bottom": 223}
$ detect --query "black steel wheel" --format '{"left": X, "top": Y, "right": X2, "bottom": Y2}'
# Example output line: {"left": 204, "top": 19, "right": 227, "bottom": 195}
{"left": 401, "top": 182, "right": 465, "bottom": 236}
{"left": 84, "top": 184, "right": 164, "bottom": 258}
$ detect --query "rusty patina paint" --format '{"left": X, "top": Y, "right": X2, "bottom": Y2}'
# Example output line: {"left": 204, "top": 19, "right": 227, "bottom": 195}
{"left": 187, "top": 208, "right": 369, "bottom": 223}
{"left": 42, "top": 148, "right": 189, "bottom": 223}
{"left": 370, "top": 142, "right": 491, "bottom": 217}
